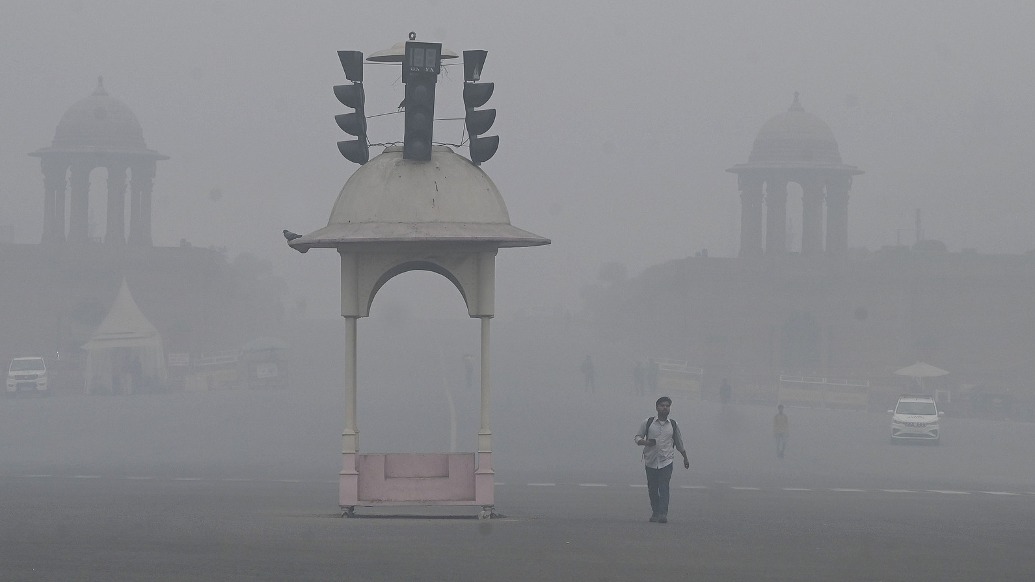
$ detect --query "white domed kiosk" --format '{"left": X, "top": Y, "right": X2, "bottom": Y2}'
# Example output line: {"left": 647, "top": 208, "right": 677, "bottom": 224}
{"left": 290, "top": 145, "right": 549, "bottom": 517}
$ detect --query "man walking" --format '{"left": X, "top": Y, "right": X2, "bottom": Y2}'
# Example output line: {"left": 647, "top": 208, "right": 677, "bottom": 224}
{"left": 633, "top": 361, "right": 646, "bottom": 395}
{"left": 719, "top": 378, "right": 732, "bottom": 404}
{"left": 773, "top": 404, "right": 789, "bottom": 458}
{"left": 634, "top": 396, "right": 690, "bottom": 523}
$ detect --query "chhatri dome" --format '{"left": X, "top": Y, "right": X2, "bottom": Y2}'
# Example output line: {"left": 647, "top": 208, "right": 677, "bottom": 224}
{"left": 41, "top": 76, "right": 158, "bottom": 156}
{"left": 747, "top": 92, "right": 843, "bottom": 166}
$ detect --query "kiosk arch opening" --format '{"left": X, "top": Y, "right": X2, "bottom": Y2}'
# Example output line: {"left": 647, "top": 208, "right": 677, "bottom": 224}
{"left": 360, "top": 264, "right": 480, "bottom": 454}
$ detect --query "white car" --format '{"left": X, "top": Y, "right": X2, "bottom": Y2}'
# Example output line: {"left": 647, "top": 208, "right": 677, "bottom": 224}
{"left": 889, "top": 395, "right": 942, "bottom": 444}
{"left": 6, "top": 357, "right": 48, "bottom": 396}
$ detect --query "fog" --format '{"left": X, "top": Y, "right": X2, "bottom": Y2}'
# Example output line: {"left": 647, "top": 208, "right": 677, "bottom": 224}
{"left": 3, "top": 2, "right": 1035, "bottom": 315}
{"left": 5, "top": 306, "right": 1035, "bottom": 495}
{"left": 3, "top": 0, "right": 1035, "bottom": 515}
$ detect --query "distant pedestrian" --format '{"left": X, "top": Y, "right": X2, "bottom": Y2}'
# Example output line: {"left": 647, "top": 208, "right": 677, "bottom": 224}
{"left": 647, "top": 358, "right": 659, "bottom": 393}
{"left": 581, "top": 355, "right": 596, "bottom": 392}
{"left": 634, "top": 396, "right": 690, "bottom": 524}
{"left": 633, "top": 361, "right": 646, "bottom": 395}
{"left": 719, "top": 378, "right": 732, "bottom": 404}
{"left": 773, "top": 404, "right": 789, "bottom": 458}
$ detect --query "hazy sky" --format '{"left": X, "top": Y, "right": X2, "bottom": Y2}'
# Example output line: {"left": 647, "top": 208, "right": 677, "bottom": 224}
{"left": 2, "top": 1, "right": 1034, "bottom": 317}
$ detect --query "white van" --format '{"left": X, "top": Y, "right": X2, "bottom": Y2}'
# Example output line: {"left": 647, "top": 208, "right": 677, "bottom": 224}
{"left": 6, "top": 357, "right": 48, "bottom": 395}
{"left": 889, "top": 395, "right": 942, "bottom": 444}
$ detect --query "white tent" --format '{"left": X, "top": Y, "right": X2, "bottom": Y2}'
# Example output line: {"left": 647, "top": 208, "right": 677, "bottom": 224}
{"left": 82, "top": 279, "right": 167, "bottom": 394}
{"left": 894, "top": 361, "right": 949, "bottom": 393}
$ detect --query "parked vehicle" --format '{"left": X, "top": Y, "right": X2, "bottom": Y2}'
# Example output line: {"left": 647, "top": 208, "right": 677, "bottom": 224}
{"left": 6, "top": 357, "right": 48, "bottom": 396}
{"left": 889, "top": 395, "right": 942, "bottom": 444}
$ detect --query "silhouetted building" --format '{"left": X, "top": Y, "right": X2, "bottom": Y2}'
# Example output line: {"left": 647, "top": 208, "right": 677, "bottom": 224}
{"left": 1, "top": 80, "right": 283, "bottom": 389}
{"left": 29, "top": 77, "right": 167, "bottom": 246}
{"left": 727, "top": 93, "right": 862, "bottom": 259}
{"left": 583, "top": 96, "right": 1035, "bottom": 411}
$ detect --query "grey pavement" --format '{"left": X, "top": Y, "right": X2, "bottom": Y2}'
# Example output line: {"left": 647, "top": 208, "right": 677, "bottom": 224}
{"left": 2, "top": 474, "right": 1034, "bottom": 581}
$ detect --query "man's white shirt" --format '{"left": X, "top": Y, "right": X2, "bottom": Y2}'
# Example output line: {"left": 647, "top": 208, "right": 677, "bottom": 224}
{"left": 637, "top": 417, "right": 675, "bottom": 469}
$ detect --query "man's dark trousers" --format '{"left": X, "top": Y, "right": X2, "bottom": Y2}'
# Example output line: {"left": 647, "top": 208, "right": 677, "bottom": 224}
{"left": 645, "top": 463, "right": 673, "bottom": 516}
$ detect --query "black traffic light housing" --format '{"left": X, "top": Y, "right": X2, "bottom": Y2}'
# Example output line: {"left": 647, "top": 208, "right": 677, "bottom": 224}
{"left": 402, "top": 41, "right": 442, "bottom": 161}
{"left": 334, "top": 50, "right": 369, "bottom": 165}
{"left": 462, "top": 50, "right": 498, "bottom": 165}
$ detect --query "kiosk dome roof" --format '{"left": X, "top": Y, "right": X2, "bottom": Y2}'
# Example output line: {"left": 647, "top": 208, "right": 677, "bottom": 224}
{"left": 289, "top": 146, "right": 549, "bottom": 251}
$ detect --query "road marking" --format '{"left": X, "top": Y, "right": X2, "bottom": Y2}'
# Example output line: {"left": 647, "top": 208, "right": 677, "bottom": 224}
{"left": 10, "top": 474, "right": 1034, "bottom": 498}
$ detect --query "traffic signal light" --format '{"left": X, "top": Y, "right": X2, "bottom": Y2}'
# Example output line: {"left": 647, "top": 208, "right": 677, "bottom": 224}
{"left": 462, "top": 50, "right": 498, "bottom": 165}
{"left": 334, "top": 50, "right": 368, "bottom": 165}
{"left": 402, "top": 41, "right": 441, "bottom": 161}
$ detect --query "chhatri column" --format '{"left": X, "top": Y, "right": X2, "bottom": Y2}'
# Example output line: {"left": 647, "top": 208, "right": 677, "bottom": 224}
{"left": 764, "top": 177, "right": 788, "bottom": 256}
{"left": 68, "top": 161, "right": 92, "bottom": 243}
{"left": 800, "top": 176, "right": 825, "bottom": 257}
{"left": 105, "top": 164, "right": 127, "bottom": 245}
{"left": 128, "top": 162, "right": 156, "bottom": 246}
{"left": 40, "top": 157, "right": 67, "bottom": 244}
{"left": 738, "top": 173, "right": 764, "bottom": 258}
{"left": 825, "top": 174, "right": 851, "bottom": 258}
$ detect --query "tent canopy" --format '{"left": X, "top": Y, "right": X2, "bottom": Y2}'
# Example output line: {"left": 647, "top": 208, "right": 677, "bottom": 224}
{"left": 894, "top": 361, "right": 949, "bottom": 378}
{"left": 82, "top": 279, "right": 166, "bottom": 394}
{"left": 83, "top": 279, "right": 161, "bottom": 349}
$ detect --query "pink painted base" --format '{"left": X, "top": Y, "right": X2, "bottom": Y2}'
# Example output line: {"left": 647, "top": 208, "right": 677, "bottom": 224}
{"left": 339, "top": 452, "right": 493, "bottom": 508}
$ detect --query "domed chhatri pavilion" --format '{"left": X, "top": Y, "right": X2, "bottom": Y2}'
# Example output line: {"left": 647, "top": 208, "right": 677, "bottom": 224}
{"left": 30, "top": 77, "right": 167, "bottom": 246}
{"left": 728, "top": 93, "right": 862, "bottom": 259}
